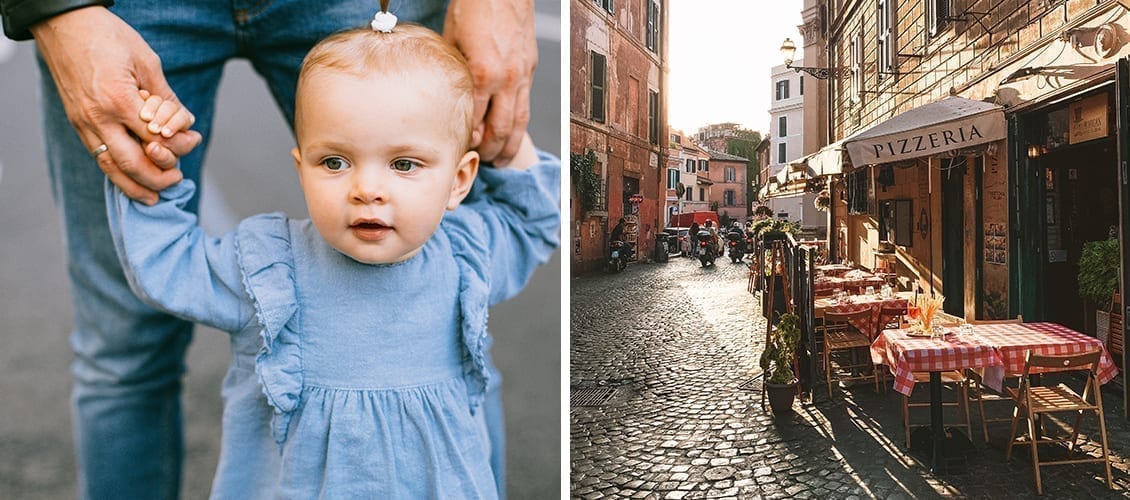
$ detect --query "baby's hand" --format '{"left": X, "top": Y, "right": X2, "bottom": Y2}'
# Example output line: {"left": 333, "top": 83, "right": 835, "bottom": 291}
{"left": 138, "top": 89, "right": 196, "bottom": 139}
{"left": 496, "top": 133, "right": 537, "bottom": 170}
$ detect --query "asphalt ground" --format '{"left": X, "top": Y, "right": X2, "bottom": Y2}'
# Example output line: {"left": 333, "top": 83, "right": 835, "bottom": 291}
{"left": 0, "top": 2, "right": 561, "bottom": 497}
{"left": 571, "top": 255, "right": 1130, "bottom": 499}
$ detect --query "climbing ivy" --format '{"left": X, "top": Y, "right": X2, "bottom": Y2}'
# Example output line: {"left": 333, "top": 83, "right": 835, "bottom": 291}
{"left": 570, "top": 150, "right": 601, "bottom": 214}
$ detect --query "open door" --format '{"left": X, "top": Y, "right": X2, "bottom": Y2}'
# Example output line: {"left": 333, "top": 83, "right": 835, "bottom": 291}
{"left": 942, "top": 158, "right": 965, "bottom": 317}
{"left": 1116, "top": 56, "right": 1130, "bottom": 419}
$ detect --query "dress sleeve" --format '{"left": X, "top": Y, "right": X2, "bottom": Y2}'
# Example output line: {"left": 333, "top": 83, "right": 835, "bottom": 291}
{"left": 450, "top": 149, "right": 561, "bottom": 306}
{"left": 105, "top": 178, "right": 254, "bottom": 333}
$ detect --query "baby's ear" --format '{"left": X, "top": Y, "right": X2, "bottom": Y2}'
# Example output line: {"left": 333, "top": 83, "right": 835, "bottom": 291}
{"left": 446, "top": 151, "right": 479, "bottom": 210}
{"left": 291, "top": 147, "right": 302, "bottom": 172}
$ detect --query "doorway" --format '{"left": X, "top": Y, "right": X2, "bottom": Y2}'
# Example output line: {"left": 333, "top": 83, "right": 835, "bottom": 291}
{"left": 1039, "top": 138, "right": 1119, "bottom": 330}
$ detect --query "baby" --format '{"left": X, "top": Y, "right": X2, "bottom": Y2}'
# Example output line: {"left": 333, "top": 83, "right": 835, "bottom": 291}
{"left": 109, "top": 22, "right": 559, "bottom": 498}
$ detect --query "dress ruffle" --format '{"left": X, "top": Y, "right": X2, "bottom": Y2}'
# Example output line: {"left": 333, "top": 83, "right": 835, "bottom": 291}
{"left": 444, "top": 215, "right": 492, "bottom": 414}
{"left": 235, "top": 214, "right": 303, "bottom": 449}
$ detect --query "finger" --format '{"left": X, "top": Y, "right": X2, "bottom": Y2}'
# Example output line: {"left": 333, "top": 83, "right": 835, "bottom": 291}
{"left": 139, "top": 94, "right": 162, "bottom": 122}
{"left": 161, "top": 108, "right": 196, "bottom": 138}
{"left": 145, "top": 141, "right": 178, "bottom": 170}
{"left": 161, "top": 129, "right": 202, "bottom": 159}
{"left": 103, "top": 129, "right": 184, "bottom": 192}
{"left": 477, "top": 89, "right": 517, "bottom": 164}
{"left": 495, "top": 84, "right": 531, "bottom": 166}
{"left": 469, "top": 85, "right": 492, "bottom": 142}
{"left": 148, "top": 100, "right": 179, "bottom": 135}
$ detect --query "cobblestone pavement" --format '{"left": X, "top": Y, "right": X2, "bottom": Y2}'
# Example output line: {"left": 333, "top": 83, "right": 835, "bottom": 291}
{"left": 571, "top": 256, "right": 1130, "bottom": 499}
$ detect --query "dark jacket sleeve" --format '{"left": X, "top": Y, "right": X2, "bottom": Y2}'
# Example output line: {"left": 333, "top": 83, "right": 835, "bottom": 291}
{"left": 1, "top": 0, "right": 112, "bottom": 40}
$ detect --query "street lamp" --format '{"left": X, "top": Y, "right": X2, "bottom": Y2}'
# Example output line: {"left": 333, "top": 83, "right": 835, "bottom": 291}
{"left": 779, "top": 38, "right": 851, "bottom": 80}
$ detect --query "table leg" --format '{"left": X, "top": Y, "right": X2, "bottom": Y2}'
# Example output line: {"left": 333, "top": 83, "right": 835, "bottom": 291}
{"left": 930, "top": 370, "right": 944, "bottom": 473}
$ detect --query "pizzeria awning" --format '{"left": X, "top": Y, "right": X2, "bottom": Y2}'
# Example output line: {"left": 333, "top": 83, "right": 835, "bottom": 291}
{"left": 844, "top": 96, "right": 1005, "bottom": 166}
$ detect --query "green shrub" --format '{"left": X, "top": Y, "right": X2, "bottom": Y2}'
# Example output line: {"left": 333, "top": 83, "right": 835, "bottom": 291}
{"left": 1078, "top": 238, "right": 1120, "bottom": 305}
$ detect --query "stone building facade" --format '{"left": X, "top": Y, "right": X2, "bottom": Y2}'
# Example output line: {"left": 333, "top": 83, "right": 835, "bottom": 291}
{"left": 570, "top": 0, "right": 668, "bottom": 274}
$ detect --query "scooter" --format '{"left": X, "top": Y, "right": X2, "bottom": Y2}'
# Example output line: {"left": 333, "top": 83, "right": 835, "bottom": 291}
{"left": 726, "top": 232, "right": 745, "bottom": 263}
{"left": 696, "top": 230, "right": 716, "bottom": 267}
{"left": 608, "top": 240, "right": 629, "bottom": 273}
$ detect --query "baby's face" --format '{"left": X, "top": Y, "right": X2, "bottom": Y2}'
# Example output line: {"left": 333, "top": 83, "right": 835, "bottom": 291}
{"left": 293, "top": 70, "right": 477, "bottom": 264}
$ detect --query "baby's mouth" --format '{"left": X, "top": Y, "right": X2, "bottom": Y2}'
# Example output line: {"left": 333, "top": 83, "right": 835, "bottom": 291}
{"left": 350, "top": 219, "right": 391, "bottom": 241}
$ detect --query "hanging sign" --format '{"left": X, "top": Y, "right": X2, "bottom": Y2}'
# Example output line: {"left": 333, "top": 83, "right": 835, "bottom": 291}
{"left": 1068, "top": 93, "right": 1108, "bottom": 145}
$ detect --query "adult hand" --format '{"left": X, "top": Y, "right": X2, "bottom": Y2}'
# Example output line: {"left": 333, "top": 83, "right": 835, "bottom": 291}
{"left": 31, "top": 6, "right": 200, "bottom": 204}
{"left": 444, "top": 0, "right": 537, "bottom": 166}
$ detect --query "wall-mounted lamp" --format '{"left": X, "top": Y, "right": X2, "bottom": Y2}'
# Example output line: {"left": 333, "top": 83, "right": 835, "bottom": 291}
{"left": 780, "top": 38, "right": 851, "bottom": 80}
{"left": 1027, "top": 144, "right": 1049, "bottom": 159}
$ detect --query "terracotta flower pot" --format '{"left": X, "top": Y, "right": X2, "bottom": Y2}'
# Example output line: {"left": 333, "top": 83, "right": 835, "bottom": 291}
{"left": 765, "top": 379, "right": 798, "bottom": 413}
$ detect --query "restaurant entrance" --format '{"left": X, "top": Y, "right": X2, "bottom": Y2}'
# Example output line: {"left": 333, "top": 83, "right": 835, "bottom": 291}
{"left": 1020, "top": 87, "right": 1119, "bottom": 333}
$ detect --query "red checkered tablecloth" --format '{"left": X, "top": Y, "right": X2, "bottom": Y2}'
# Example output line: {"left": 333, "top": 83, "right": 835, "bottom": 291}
{"left": 970, "top": 322, "right": 1119, "bottom": 388}
{"left": 814, "top": 275, "right": 886, "bottom": 294}
{"left": 816, "top": 296, "right": 908, "bottom": 340}
{"left": 870, "top": 329, "right": 1003, "bottom": 397}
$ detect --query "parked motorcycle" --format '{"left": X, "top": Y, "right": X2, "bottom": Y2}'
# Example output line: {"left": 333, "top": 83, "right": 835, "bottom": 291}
{"left": 608, "top": 240, "right": 629, "bottom": 273}
{"left": 696, "top": 230, "right": 716, "bottom": 267}
{"left": 726, "top": 231, "right": 745, "bottom": 263}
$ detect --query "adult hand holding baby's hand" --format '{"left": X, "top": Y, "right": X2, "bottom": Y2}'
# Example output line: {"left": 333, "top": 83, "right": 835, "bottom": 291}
{"left": 31, "top": 6, "right": 200, "bottom": 205}
{"left": 444, "top": 0, "right": 537, "bottom": 167}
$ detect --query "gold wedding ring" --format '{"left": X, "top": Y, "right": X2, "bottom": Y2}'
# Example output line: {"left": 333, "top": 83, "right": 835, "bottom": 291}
{"left": 90, "top": 144, "right": 109, "bottom": 157}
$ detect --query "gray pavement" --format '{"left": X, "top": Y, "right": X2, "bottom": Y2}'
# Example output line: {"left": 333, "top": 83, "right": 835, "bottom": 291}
{"left": 570, "top": 256, "right": 1130, "bottom": 499}
{"left": 0, "top": 2, "right": 560, "bottom": 497}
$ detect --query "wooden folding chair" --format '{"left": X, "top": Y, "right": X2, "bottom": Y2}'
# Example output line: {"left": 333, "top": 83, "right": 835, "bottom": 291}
{"left": 820, "top": 309, "right": 878, "bottom": 398}
{"left": 1004, "top": 350, "right": 1113, "bottom": 495}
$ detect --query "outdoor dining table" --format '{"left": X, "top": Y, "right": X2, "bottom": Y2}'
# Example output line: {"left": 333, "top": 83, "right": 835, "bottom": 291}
{"left": 814, "top": 291, "right": 911, "bottom": 340}
{"left": 968, "top": 321, "right": 1119, "bottom": 391}
{"left": 870, "top": 327, "right": 1003, "bottom": 472}
{"left": 814, "top": 263, "right": 854, "bottom": 277}
{"left": 813, "top": 274, "right": 887, "bottom": 294}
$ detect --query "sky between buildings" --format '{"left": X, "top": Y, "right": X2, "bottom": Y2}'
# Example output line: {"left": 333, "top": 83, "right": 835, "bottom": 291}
{"left": 668, "top": 1, "right": 804, "bottom": 137}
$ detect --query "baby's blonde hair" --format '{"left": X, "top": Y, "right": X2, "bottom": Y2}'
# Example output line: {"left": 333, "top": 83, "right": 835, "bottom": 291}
{"left": 296, "top": 24, "right": 475, "bottom": 149}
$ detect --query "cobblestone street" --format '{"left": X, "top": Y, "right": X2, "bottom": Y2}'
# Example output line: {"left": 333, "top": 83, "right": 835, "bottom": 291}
{"left": 570, "top": 256, "right": 1130, "bottom": 499}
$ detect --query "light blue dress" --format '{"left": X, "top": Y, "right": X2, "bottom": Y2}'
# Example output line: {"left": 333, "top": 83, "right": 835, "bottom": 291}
{"left": 105, "top": 152, "right": 560, "bottom": 498}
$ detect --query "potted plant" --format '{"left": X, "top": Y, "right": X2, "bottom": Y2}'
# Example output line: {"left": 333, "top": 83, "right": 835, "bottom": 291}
{"left": 753, "top": 204, "right": 774, "bottom": 219}
{"left": 758, "top": 218, "right": 799, "bottom": 243}
{"left": 1078, "top": 238, "right": 1120, "bottom": 344}
{"left": 760, "top": 312, "right": 801, "bottom": 413}
{"left": 814, "top": 190, "right": 830, "bottom": 212}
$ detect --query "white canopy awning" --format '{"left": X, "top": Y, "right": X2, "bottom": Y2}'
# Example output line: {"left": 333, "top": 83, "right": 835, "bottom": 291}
{"left": 844, "top": 96, "right": 1005, "bottom": 166}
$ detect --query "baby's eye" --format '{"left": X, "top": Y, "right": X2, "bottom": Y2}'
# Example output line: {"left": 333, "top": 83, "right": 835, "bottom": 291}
{"left": 321, "top": 156, "right": 350, "bottom": 171}
{"left": 391, "top": 159, "right": 420, "bottom": 172}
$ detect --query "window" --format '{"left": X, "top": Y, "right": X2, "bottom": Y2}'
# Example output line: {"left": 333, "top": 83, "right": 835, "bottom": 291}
{"left": 845, "top": 169, "right": 871, "bottom": 215}
{"left": 724, "top": 167, "right": 736, "bottom": 182}
{"left": 879, "top": 199, "right": 914, "bottom": 247}
{"left": 596, "top": 0, "right": 614, "bottom": 14}
{"left": 724, "top": 190, "right": 736, "bottom": 206}
{"left": 667, "top": 169, "right": 680, "bottom": 190}
{"left": 590, "top": 52, "right": 606, "bottom": 122}
{"left": 877, "top": 0, "right": 894, "bottom": 78}
{"left": 671, "top": 133, "right": 681, "bottom": 144}
{"left": 777, "top": 142, "right": 786, "bottom": 164}
{"left": 850, "top": 33, "right": 862, "bottom": 103}
{"left": 778, "top": 116, "right": 788, "bottom": 137}
{"left": 685, "top": 187, "right": 693, "bottom": 201}
{"left": 927, "top": 0, "right": 950, "bottom": 38}
{"left": 698, "top": 159, "right": 708, "bottom": 172}
{"left": 646, "top": 1, "right": 659, "bottom": 53}
{"left": 800, "top": 76, "right": 804, "bottom": 95}
{"left": 648, "top": 90, "right": 659, "bottom": 144}
{"left": 699, "top": 187, "right": 705, "bottom": 201}
{"left": 685, "top": 158, "right": 694, "bottom": 173}
{"left": 775, "top": 80, "right": 790, "bottom": 100}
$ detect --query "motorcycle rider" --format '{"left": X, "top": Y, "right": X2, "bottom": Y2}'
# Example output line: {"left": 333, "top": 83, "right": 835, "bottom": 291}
{"left": 610, "top": 218, "right": 632, "bottom": 259}
{"left": 727, "top": 222, "right": 746, "bottom": 254}
{"left": 704, "top": 220, "right": 721, "bottom": 255}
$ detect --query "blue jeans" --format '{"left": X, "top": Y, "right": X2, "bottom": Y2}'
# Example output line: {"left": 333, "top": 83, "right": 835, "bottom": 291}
{"left": 33, "top": 1, "right": 519, "bottom": 498}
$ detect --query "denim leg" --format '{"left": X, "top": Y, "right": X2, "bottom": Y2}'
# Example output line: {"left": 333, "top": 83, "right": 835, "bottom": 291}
{"left": 38, "top": 2, "right": 233, "bottom": 498}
